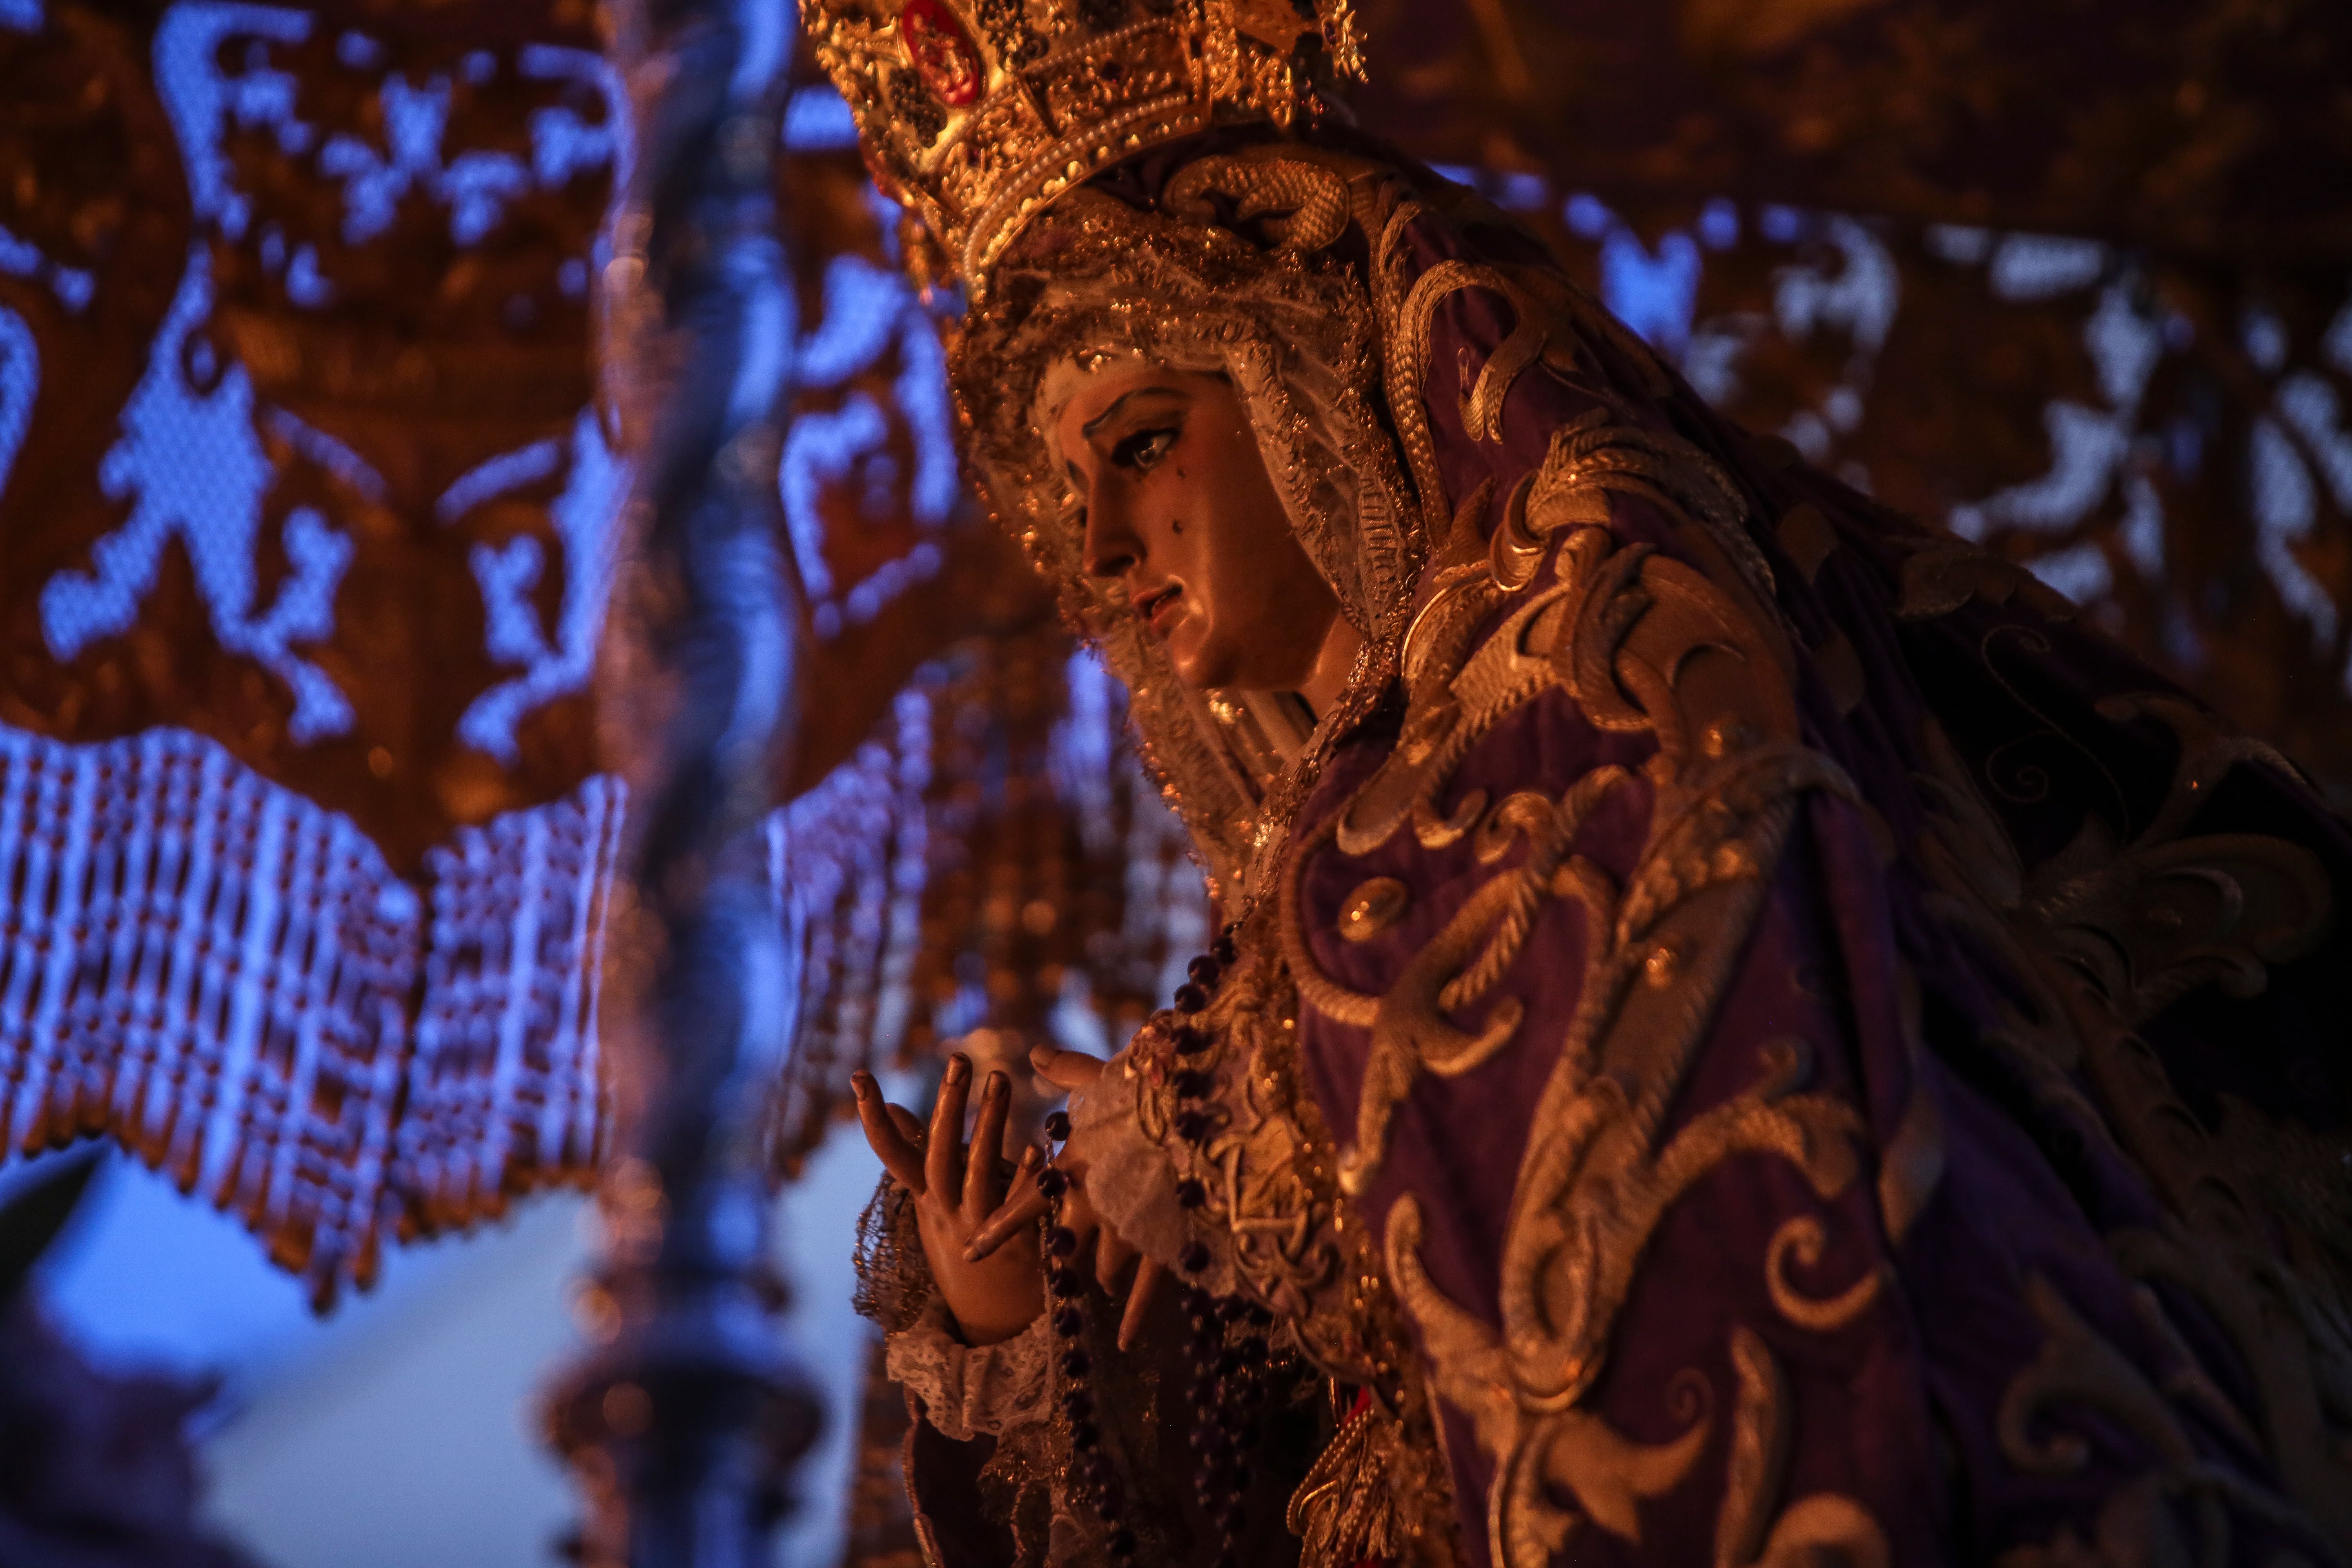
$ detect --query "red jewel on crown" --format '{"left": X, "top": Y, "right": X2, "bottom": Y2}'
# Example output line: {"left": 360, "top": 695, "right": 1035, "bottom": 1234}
{"left": 900, "top": 0, "right": 984, "bottom": 107}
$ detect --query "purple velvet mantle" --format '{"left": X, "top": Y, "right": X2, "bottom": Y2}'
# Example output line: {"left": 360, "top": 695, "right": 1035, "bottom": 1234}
{"left": 1281, "top": 185, "right": 2352, "bottom": 1565}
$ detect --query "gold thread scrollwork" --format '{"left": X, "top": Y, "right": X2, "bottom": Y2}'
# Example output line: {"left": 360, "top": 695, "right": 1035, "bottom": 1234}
{"left": 1312, "top": 764, "right": 1631, "bottom": 1195}
{"left": 1875, "top": 963, "right": 1945, "bottom": 1246}
{"left": 1717, "top": 1325, "right": 1893, "bottom": 1568}
{"left": 1415, "top": 788, "right": 1486, "bottom": 850}
{"left": 1340, "top": 877, "right": 1410, "bottom": 943}
{"left": 1391, "top": 1066, "right": 1870, "bottom": 1564}
{"left": 1335, "top": 870, "right": 1529, "bottom": 1193}
{"left": 1386, "top": 1195, "right": 1712, "bottom": 1560}
{"left": 1717, "top": 1325, "right": 1793, "bottom": 1568}
{"left": 1763, "top": 1215, "right": 1886, "bottom": 1333}
{"left": 1748, "top": 1497, "right": 1890, "bottom": 1568}
{"left": 1338, "top": 557, "right": 1574, "bottom": 858}
{"left": 1504, "top": 410, "right": 1770, "bottom": 607}
{"left": 1891, "top": 535, "right": 2078, "bottom": 623}
{"left": 1379, "top": 732, "right": 1867, "bottom": 1561}
{"left": 1474, "top": 791, "right": 1555, "bottom": 864}
{"left": 1997, "top": 1272, "right": 2194, "bottom": 1479}
{"left": 2105, "top": 1220, "right": 2352, "bottom": 1544}
{"left": 1908, "top": 671, "right": 2349, "bottom": 1523}
{"left": 1986, "top": 1266, "right": 2352, "bottom": 1561}
{"left": 1278, "top": 374, "right": 1888, "bottom": 1562}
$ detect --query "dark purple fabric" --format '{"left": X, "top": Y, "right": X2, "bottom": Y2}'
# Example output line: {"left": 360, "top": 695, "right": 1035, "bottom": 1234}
{"left": 1279, "top": 193, "right": 2352, "bottom": 1564}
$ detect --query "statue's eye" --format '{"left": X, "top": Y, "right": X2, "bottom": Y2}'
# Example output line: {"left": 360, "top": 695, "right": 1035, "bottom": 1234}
{"left": 1112, "top": 426, "right": 1178, "bottom": 472}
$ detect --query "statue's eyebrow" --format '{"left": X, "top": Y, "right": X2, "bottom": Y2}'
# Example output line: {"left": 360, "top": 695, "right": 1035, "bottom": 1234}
{"left": 1080, "top": 385, "right": 1180, "bottom": 441}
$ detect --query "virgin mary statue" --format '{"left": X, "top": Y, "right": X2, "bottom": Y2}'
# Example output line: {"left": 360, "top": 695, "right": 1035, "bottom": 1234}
{"left": 805, "top": 1, "right": 2352, "bottom": 1563}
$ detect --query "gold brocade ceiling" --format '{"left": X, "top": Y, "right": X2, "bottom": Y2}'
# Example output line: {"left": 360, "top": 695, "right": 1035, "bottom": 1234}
{"left": 1359, "top": 0, "right": 2352, "bottom": 267}
{"left": 5, "top": 0, "right": 2347, "bottom": 868}
{"left": 0, "top": 0, "right": 2345, "bottom": 1300}
{"left": 0, "top": 2, "right": 1049, "bottom": 874}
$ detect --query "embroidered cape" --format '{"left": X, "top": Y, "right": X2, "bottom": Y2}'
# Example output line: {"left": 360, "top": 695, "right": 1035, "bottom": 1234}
{"left": 870, "top": 131, "right": 2352, "bottom": 1568}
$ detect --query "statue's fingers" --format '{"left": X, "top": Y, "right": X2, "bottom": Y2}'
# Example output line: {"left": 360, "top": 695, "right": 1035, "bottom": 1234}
{"left": 964, "top": 1161, "right": 1048, "bottom": 1262}
{"left": 885, "top": 1103, "right": 926, "bottom": 1145}
{"left": 852, "top": 1073, "right": 925, "bottom": 1193}
{"left": 964, "top": 1070, "right": 1012, "bottom": 1214}
{"left": 1004, "top": 1142, "right": 1042, "bottom": 1205}
{"left": 926, "top": 1053, "right": 972, "bottom": 1198}
{"left": 1029, "top": 1043, "right": 1108, "bottom": 1094}
{"left": 1117, "top": 1258, "right": 1163, "bottom": 1353}
{"left": 1095, "top": 1227, "right": 1137, "bottom": 1295}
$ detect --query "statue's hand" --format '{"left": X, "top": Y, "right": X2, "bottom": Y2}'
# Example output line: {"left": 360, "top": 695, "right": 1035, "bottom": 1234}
{"left": 853, "top": 1054, "right": 1045, "bottom": 1347}
{"left": 964, "top": 1045, "right": 1165, "bottom": 1352}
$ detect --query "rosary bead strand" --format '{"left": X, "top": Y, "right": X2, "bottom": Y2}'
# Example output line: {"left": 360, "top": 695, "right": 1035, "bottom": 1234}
{"left": 1047, "top": 920, "right": 1271, "bottom": 1565}
{"left": 1042, "top": 1165, "right": 1134, "bottom": 1562}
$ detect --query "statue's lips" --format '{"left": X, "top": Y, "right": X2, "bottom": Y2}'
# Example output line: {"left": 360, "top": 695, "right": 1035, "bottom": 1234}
{"left": 1138, "top": 584, "right": 1183, "bottom": 637}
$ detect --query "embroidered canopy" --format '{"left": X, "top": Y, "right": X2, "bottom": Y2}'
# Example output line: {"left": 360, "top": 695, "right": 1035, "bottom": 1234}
{"left": 1, "top": 0, "right": 2345, "bottom": 1315}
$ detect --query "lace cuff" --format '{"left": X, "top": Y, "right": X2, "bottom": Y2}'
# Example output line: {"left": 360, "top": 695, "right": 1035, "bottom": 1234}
{"left": 1066, "top": 1041, "right": 1232, "bottom": 1288}
{"left": 885, "top": 1303, "right": 1053, "bottom": 1441}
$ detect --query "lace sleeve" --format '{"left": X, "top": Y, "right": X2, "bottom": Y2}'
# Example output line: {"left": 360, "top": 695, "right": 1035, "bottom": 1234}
{"left": 853, "top": 1167, "right": 1058, "bottom": 1442}
{"left": 884, "top": 1302, "right": 1054, "bottom": 1441}
{"left": 1065, "top": 1038, "right": 1202, "bottom": 1278}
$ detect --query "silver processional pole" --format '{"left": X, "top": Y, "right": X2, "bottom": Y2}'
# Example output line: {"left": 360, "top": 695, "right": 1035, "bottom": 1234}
{"left": 549, "top": 0, "right": 820, "bottom": 1562}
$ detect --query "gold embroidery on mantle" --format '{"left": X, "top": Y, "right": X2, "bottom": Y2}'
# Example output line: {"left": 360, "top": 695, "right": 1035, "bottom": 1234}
{"left": 1238, "top": 376, "right": 1878, "bottom": 1559}
{"left": 1748, "top": 1499, "right": 1890, "bottom": 1568}
{"left": 1289, "top": 1403, "right": 1405, "bottom": 1565}
{"left": 1508, "top": 410, "right": 1775, "bottom": 610}
{"left": 2048, "top": 695, "right": 2328, "bottom": 1027}
{"left": 1762, "top": 1215, "right": 1886, "bottom": 1332}
{"left": 1891, "top": 533, "right": 2079, "bottom": 624}
{"left": 1339, "top": 876, "right": 1410, "bottom": 942}
{"left": 1875, "top": 964, "right": 1946, "bottom": 1246}
{"left": 1474, "top": 791, "right": 1555, "bottom": 863}
{"left": 1290, "top": 758, "right": 1629, "bottom": 1194}
{"left": 1418, "top": 788, "right": 1486, "bottom": 850}
{"left": 1388, "top": 1194, "right": 1711, "bottom": 1558}
{"left": 1334, "top": 552, "right": 1569, "bottom": 860}
{"left": 1717, "top": 1326, "right": 1791, "bottom": 1568}
{"left": 1365, "top": 579, "right": 1867, "bottom": 1562}
{"left": 1283, "top": 408, "right": 1814, "bottom": 1194}
{"left": 2106, "top": 1219, "right": 2352, "bottom": 1545}
{"left": 1996, "top": 1271, "right": 2209, "bottom": 1483}
{"left": 1716, "top": 1326, "right": 1892, "bottom": 1568}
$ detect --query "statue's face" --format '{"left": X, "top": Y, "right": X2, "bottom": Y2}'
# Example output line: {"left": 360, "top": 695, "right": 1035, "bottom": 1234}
{"left": 1052, "top": 363, "right": 1341, "bottom": 696}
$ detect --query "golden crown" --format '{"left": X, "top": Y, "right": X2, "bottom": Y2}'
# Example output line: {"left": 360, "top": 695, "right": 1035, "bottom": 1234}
{"left": 806, "top": 0, "right": 1362, "bottom": 298}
